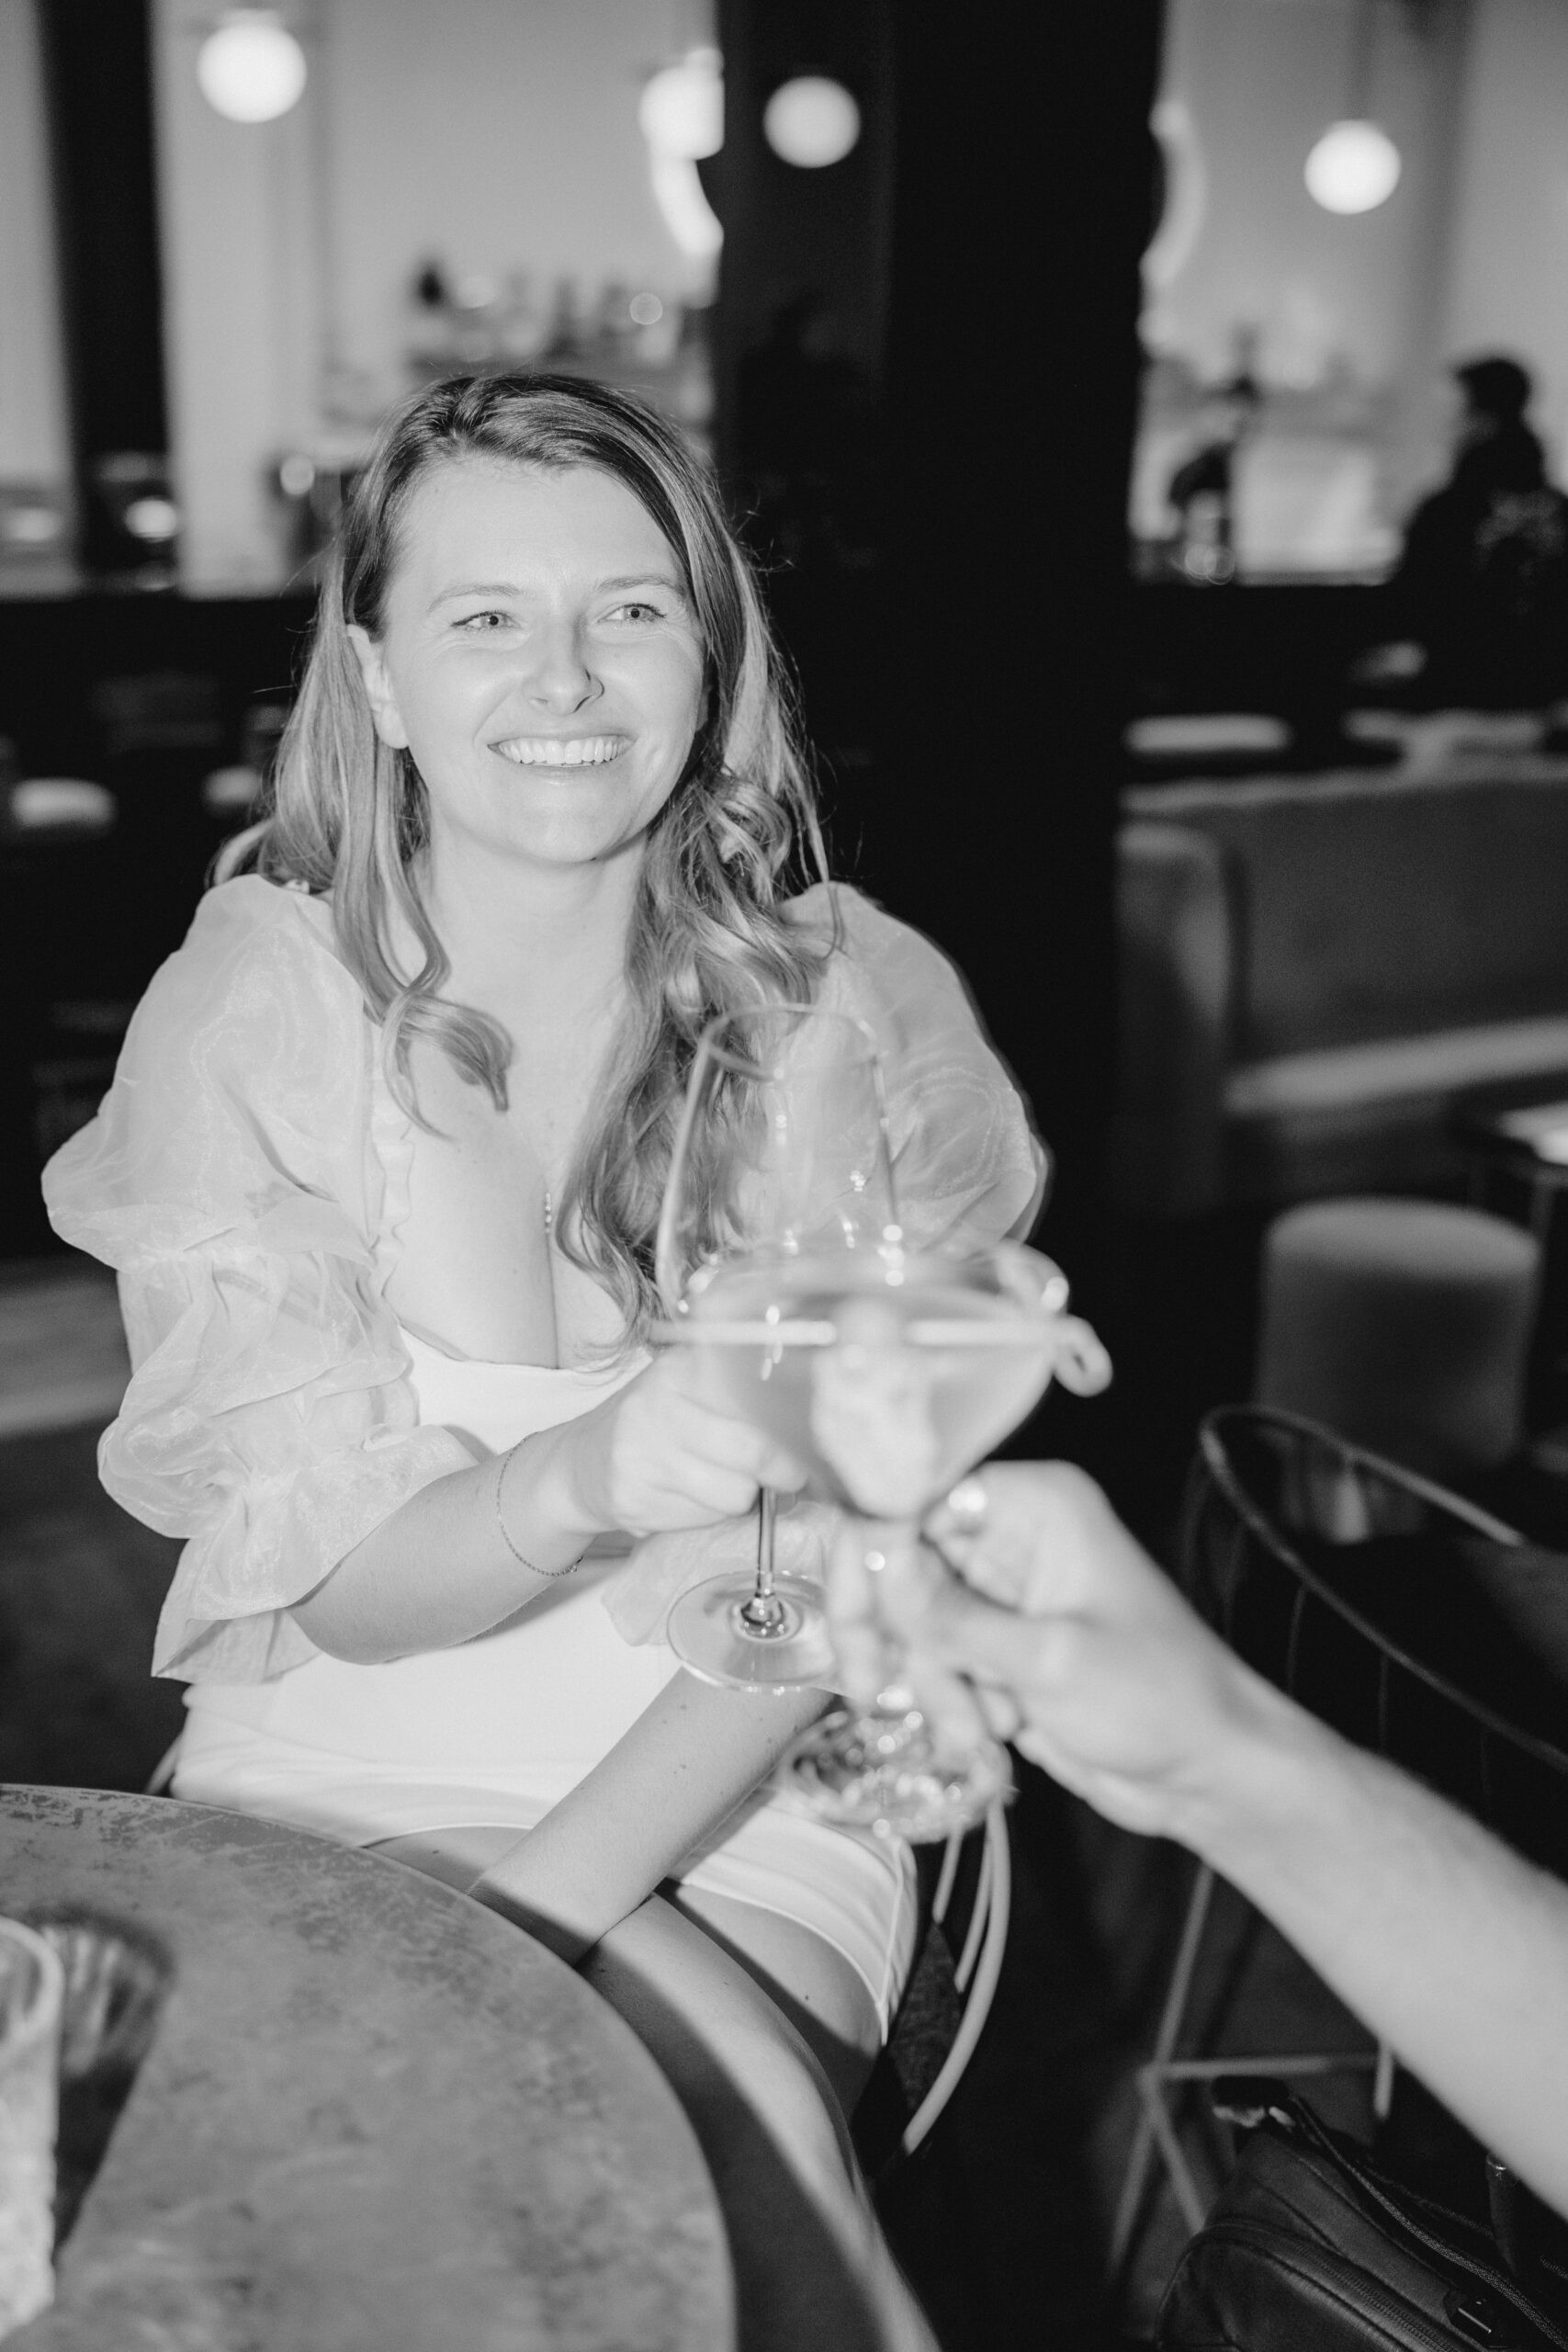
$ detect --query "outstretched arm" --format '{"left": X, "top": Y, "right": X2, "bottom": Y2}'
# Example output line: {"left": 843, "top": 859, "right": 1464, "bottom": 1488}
{"left": 467, "top": 1671, "right": 827, "bottom": 1962}
{"left": 851, "top": 1464, "right": 1568, "bottom": 2217}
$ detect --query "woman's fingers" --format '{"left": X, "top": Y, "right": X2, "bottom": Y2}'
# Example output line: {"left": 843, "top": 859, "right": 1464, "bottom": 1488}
{"left": 604, "top": 1362, "right": 807, "bottom": 1531}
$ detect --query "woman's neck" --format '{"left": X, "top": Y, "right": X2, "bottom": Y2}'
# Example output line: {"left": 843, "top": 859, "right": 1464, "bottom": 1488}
{"left": 419, "top": 837, "right": 640, "bottom": 1031}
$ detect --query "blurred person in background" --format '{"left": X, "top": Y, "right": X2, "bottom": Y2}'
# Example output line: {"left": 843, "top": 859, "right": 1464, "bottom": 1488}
{"left": 1379, "top": 355, "right": 1568, "bottom": 709}
{"left": 1162, "top": 362, "right": 1263, "bottom": 585}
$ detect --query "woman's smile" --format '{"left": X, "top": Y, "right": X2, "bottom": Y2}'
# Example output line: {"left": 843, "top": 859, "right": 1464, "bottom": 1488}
{"left": 491, "top": 732, "right": 632, "bottom": 769}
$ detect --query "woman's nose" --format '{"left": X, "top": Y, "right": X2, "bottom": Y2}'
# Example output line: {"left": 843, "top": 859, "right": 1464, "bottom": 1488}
{"left": 520, "top": 620, "right": 600, "bottom": 710}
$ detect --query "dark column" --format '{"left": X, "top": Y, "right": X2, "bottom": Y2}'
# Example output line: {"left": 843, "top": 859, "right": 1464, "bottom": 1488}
{"left": 37, "top": 0, "right": 171, "bottom": 578}
{"left": 714, "top": 2, "right": 1163, "bottom": 1290}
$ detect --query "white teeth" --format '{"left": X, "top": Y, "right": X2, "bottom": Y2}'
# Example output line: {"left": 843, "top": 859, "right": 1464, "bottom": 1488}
{"left": 496, "top": 736, "right": 626, "bottom": 767}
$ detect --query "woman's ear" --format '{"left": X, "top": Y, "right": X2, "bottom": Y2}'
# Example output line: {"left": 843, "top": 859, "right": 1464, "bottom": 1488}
{"left": 346, "top": 624, "right": 411, "bottom": 751}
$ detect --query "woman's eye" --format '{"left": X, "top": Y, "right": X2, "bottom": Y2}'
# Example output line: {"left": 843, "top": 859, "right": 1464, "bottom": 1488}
{"left": 603, "top": 601, "right": 664, "bottom": 626}
{"left": 457, "top": 609, "right": 511, "bottom": 634}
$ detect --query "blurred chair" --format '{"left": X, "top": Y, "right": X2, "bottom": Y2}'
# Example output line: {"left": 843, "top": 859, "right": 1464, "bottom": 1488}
{"left": 1257, "top": 1198, "right": 1540, "bottom": 1486}
{"left": 1111, "top": 1406, "right": 1568, "bottom": 2278}
{"left": 1123, "top": 714, "right": 1294, "bottom": 784}
{"left": 1112, "top": 759, "right": 1568, "bottom": 1219}
{"left": 200, "top": 765, "right": 263, "bottom": 820}
{"left": 1112, "top": 821, "right": 1231, "bottom": 1220}
{"left": 0, "top": 777, "right": 124, "bottom": 1244}
{"left": 7, "top": 778, "right": 115, "bottom": 834}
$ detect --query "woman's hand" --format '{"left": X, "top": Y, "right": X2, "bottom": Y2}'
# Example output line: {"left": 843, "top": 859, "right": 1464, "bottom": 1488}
{"left": 540, "top": 1347, "right": 808, "bottom": 1540}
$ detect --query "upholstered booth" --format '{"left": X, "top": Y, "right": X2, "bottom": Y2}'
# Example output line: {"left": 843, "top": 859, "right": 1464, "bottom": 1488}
{"left": 1113, "top": 756, "right": 1568, "bottom": 1218}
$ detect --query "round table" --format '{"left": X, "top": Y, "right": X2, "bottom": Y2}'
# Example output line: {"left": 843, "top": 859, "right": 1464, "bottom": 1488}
{"left": 0, "top": 1787, "right": 733, "bottom": 2351}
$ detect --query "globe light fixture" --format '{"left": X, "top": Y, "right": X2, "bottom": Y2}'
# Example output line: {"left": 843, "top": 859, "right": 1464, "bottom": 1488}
{"left": 1305, "top": 118, "right": 1401, "bottom": 212}
{"left": 762, "top": 76, "right": 861, "bottom": 169}
{"left": 637, "top": 47, "right": 723, "bottom": 161}
{"left": 640, "top": 48, "right": 724, "bottom": 270}
{"left": 197, "top": 11, "right": 308, "bottom": 124}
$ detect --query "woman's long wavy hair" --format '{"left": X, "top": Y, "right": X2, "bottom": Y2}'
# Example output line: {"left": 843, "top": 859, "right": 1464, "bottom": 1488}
{"left": 218, "top": 371, "right": 834, "bottom": 1340}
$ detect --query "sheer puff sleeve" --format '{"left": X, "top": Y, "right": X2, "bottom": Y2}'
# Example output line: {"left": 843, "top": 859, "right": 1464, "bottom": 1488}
{"left": 792, "top": 884, "right": 1048, "bottom": 1248}
{"left": 41, "top": 877, "right": 474, "bottom": 1685}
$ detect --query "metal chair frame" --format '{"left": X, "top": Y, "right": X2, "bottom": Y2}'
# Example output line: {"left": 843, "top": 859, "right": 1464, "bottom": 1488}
{"left": 1111, "top": 1405, "right": 1568, "bottom": 2280}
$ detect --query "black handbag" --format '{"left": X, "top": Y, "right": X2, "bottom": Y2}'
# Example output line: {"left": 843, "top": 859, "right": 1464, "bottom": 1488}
{"left": 1156, "top": 2083, "right": 1568, "bottom": 2352}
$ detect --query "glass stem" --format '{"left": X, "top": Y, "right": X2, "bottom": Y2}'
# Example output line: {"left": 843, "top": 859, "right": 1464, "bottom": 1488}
{"left": 739, "top": 1487, "right": 785, "bottom": 1633}
{"left": 869, "top": 1520, "right": 919, "bottom": 1714}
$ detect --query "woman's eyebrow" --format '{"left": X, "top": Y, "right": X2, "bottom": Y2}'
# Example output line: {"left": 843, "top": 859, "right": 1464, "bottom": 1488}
{"left": 429, "top": 579, "right": 527, "bottom": 609}
{"left": 592, "top": 572, "right": 690, "bottom": 600}
{"left": 429, "top": 573, "right": 689, "bottom": 610}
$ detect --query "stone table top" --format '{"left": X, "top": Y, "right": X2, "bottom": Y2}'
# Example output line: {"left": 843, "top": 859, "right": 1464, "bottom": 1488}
{"left": 0, "top": 1786, "right": 732, "bottom": 2351}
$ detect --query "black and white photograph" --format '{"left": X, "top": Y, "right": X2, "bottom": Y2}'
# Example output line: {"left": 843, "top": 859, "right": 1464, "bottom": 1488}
{"left": 0, "top": 3, "right": 1565, "bottom": 2346}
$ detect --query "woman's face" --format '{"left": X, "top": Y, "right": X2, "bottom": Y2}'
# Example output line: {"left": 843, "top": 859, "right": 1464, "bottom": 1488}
{"left": 350, "top": 457, "right": 707, "bottom": 878}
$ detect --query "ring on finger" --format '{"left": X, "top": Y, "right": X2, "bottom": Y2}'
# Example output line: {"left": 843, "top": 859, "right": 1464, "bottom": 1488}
{"left": 942, "top": 1477, "right": 988, "bottom": 1529}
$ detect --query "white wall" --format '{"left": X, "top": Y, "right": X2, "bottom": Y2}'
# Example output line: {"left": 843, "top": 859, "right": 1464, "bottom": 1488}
{"left": 326, "top": 0, "right": 700, "bottom": 398}
{"left": 1143, "top": 0, "right": 1568, "bottom": 564}
{"left": 0, "top": 0, "right": 69, "bottom": 486}
{"left": 1439, "top": 0, "right": 1568, "bottom": 476}
{"left": 152, "top": 0, "right": 707, "bottom": 591}
{"left": 152, "top": 0, "right": 321, "bottom": 590}
{"left": 1151, "top": 0, "right": 1457, "bottom": 394}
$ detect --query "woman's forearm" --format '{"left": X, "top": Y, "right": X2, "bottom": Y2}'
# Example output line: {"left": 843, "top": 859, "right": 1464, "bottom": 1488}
{"left": 290, "top": 1417, "right": 600, "bottom": 1660}
{"left": 468, "top": 1672, "right": 829, "bottom": 1961}
{"left": 1181, "top": 1690, "right": 1568, "bottom": 2212}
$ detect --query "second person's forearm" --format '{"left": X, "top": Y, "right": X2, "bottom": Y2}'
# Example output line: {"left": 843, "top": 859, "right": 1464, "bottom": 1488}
{"left": 1186, "top": 1690, "right": 1568, "bottom": 2213}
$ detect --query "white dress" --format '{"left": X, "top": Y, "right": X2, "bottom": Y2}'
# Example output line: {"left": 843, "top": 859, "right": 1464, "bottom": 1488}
{"left": 174, "top": 1328, "right": 921, "bottom": 2030}
{"left": 43, "top": 875, "right": 1044, "bottom": 2035}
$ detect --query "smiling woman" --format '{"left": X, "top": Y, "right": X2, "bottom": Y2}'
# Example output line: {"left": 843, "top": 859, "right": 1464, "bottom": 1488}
{"left": 347, "top": 462, "right": 707, "bottom": 889}
{"left": 43, "top": 373, "right": 1043, "bottom": 2352}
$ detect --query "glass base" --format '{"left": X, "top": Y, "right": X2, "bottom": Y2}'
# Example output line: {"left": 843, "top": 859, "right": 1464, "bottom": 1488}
{"left": 784, "top": 1706, "right": 1013, "bottom": 1842}
{"left": 666, "top": 1571, "right": 836, "bottom": 1691}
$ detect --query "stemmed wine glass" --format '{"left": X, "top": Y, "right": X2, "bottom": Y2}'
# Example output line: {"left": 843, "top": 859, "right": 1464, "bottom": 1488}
{"left": 654, "top": 1002, "right": 897, "bottom": 1691}
{"left": 653, "top": 1001, "right": 1112, "bottom": 1838}
{"left": 779, "top": 1243, "right": 1111, "bottom": 1839}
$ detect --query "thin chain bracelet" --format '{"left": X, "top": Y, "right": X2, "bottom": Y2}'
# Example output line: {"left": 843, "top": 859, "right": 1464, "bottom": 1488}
{"left": 492, "top": 1444, "right": 585, "bottom": 1579}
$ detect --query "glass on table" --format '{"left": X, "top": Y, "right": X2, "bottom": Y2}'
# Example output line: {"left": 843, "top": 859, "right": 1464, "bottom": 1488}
{"left": 0, "top": 1917, "right": 63, "bottom": 2337}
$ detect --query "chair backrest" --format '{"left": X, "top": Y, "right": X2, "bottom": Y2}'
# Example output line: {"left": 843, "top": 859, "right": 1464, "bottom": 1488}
{"left": 1187, "top": 1406, "right": 1568, "bottom": 1876}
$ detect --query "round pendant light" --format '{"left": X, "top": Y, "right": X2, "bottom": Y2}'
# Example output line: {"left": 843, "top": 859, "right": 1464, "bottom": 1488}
{"left": 762, "top": 76, "right": 861, "bottom": 168}
{"left": 197, "top": 11, "right": 308, "bottom": 124}
{"left": 1304, "top": 118, "right": 1401, "bottom": 213}
{"left": 638, "top": 47, "right": 724, "bottom": 162}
